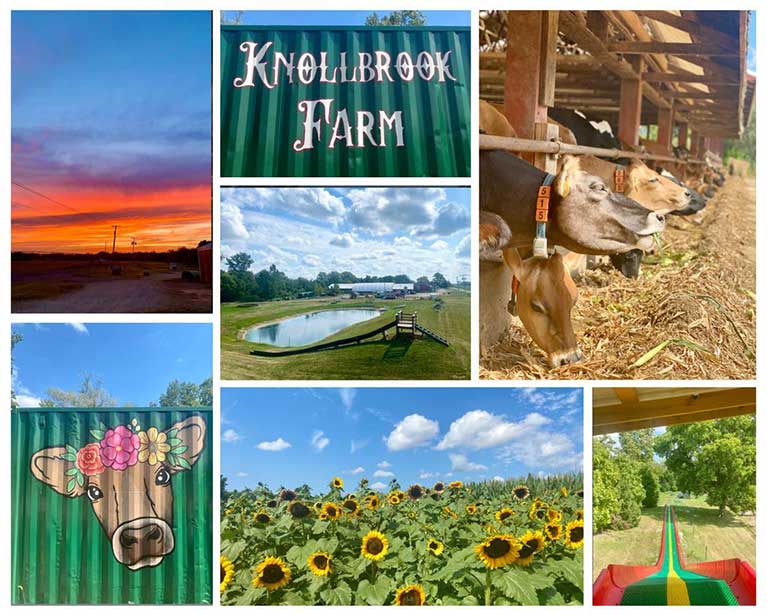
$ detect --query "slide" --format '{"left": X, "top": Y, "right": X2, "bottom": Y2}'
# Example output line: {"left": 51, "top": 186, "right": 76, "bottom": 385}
{"left": 593, "top": 505, "right": 756, "bottom": 605}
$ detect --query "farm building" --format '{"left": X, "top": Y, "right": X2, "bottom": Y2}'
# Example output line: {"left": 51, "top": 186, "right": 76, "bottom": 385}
{"left": 479, "top": 10, "right": 755, "bottom": 379}
{"left": 335, "top": 282, "right": 415, "bottom": 294}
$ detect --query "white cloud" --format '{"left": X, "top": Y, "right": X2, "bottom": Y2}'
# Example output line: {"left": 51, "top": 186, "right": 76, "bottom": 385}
{"left": 345, "top": 466, "right": 365, "bottom": 475}
{"left": 256, "top": 437, "right": 291, "bottom": 451}
{"left": 225, "top": 186, "right": 346, "bottom": 224}
{"left": 339, "top": 388, "right": 357, "bottom": 412}
{"left": 377, "top": 460, "right": 391, "bottom": 469}
{"left": 236, "top": 471, "right": 248, "bottom": 477}
{"left": 330, "top": 232, "right": 355, "bottom": 248}
{"left": 449, "top": 453, "right": 487, "bottom": 472}
{"left": 370, "top": 481, "right": 388, "bottom": 491}
{"left": 345, "top": 187, "right": 446, "bottom": 235}
{"left": 350, "top": 438, "right": 369, "bottom": 453}
{"left": 221, "top": 200, "right": 250, "bottom": 240}
{"left": 498, "top": 432, "right": 582, "bottom": 471}
{"left": 303, "top": 254, "right": 322, "bottom": 267}
{"left": 374, "top": 470, "right": 394, "bottom": 478}
{"left": 419, "top": 470, "right": 438, "bottom": 479}
{"left": 437, "top": 410, "right": 551, "bottom": 450}
{"left": 430, "top": 240, "right": 449, "bottom": 250}
{"left": 386, "top": 414, "right": 440, "bottom": 451}
{"left": 455, "top": 234, "right": 471, "bottom": 258}
{"left": 15, "top": 393, "right": 43, "bottom": 407}
{"left": 311, "top": 430, "right": 330, "bottom": 451}
{"left": 492, "top": 476, "right": 505, "bottom": 482}
{"left": 222, "top": 429, "right": 242, "bottom": 443}
{"left": 66, "top": 323, "right": 88, "bottom": 334}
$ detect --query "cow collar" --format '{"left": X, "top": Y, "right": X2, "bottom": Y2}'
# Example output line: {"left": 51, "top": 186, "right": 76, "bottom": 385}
{"left": 533, "top": 173, "right": 556, "bottom": 258}
{"left": 613, "top": 164, "right": 627, "bottom": 193}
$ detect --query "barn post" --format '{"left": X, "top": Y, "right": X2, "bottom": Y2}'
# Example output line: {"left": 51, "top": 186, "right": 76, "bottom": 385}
{"left": 677, "top": 121, "right": 688, "bottom": 149}
{"left": 618, "top": 57, "right": 645, "bottom": 147}
{"left": 689, "top": 128, "right": 700, "bottom": 157}
{"left": 656, "top": 102, "right": 674, "bottom": 153}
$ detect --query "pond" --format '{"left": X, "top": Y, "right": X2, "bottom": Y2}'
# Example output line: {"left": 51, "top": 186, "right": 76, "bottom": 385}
{"left": 244, "top": 308, "right": 383, "bottom": 347}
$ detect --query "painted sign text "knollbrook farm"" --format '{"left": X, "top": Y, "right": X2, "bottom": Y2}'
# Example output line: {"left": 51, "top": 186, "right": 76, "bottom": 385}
{"left": 221, "top": 26, "right": 471, "bottom": 177}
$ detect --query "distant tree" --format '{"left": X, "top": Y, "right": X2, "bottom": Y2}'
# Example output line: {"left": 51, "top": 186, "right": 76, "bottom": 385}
{"left": 221, "top": 475, "right": 231, "bottom": 501}
{"left": 415, "top": 276, "right": 431, "bottom": 293}
{"left": 431, "top": 272, "right": 450, "bottom": 289}
{"left": 158, "top": 378, "right": 212, "bottom": 407}
{"left": 226, "top": 252, "right": 254, "bottom": 273}
{"left": 640, "top": 464, "right": 660, "bottom": 508}
{"left": 221, "top": 10, "right": 244, "bottom": 25}
{"left": 41, "top": 374, "right": 117, "bottom": 408}
{"left": 365, "top": 10, "right": 426, "bottom": 26}
{"left": 11, "top": 332, "right": 22, "bottom": 409}
{"left": 724, "top": 110, "right": 755, "bottom": 167}
{"left": 619, "top": 429, "right": 655, "bottom": 463}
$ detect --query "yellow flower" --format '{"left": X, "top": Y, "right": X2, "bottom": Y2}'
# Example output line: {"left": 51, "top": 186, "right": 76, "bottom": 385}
{"left": 220, "top": 555, "right": 234, "bottom": 592}
{"left": 253, "top": 511, "right": 271, "bottom": 524}
{"left": 407, "top": 484, "right": 424, "bottom": 500}
{"left": 516, "top": 530, "right": 545, "bottom": 566}
{"left": 564, "top": 519, "right": 584, "bottom": 549}
{"left": 547, "top": 508, "right": 563, "bottom": 523}
{"left": 137, "top": 427, "right": 171, "bottom": 466}
{"left": 495, "top": 508, "right": 515, "bottom": 523}
{"left": 448, "top": 480, "right": 463, "bottom": 489}
{"left": 388, "top": 491, "right": 404, "bottom": 505}
{"left": 331, "top": 476, "right": 344, "bottom": 489}
{"left": 342, "top": 498, "right": 360, "bottom": 516}
{"left": 395, "top": 584, "right": 426, "bottom": 605}
{"left": 426, "top": 538, "right": 444, "bottom": 556}
{"left": 433, "top": 481, "right": 446, "bottom": 493}
{"left": 361, "top": 530, "right": 389, "bottom": 561}
{"left": 465, "top": 504, "right": 478, "bottom": 515}
{"left": 307, "top": 551, "right": 332, "bottom": 576}
{"left": 545, "top": 523, "right": 563, "bottom": 541}
{"left": 576, "top": 509, "right": 584, "bottom": 521}
{"left": 443, "top": 506, "right": 459, "bottom": 519}
{"left": 366, "top": 494, "right": 381, "bottom": 511}
{"left": 512, "top": 485, "right": 530, "bottom": 500}
{"left": 560, "top": 486, "right": 569, "bottom": 497}
{"left": 475, "top": 534, "right": 520, "bottom": 569}
{"left": 321, "top": 502, "right": 342, "bottom": 521}
{"left": 252, "top": 556, "right": 291, "bottom": 591}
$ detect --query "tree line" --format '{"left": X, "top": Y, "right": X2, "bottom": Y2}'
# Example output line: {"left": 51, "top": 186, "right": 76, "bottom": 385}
{"left": 593, "top": 416, "right": 756, "bottom": 533}
{"left": 221, "top": 252, "right": 454, "bottom": 303}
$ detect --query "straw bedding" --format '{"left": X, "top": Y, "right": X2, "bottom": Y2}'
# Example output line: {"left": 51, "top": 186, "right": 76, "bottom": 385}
{"left": 480, "top": 175, "right": 756, "bottom": 380}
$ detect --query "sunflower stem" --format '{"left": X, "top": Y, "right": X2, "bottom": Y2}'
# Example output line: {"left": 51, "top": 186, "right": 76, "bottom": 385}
{"left": 484, "top": 569, "right": 492, "bottom": 606}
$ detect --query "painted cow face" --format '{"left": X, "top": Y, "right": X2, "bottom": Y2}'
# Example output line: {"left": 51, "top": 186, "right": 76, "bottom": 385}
{"left": 30, "top": 415, "right": 206, "bottom": 570}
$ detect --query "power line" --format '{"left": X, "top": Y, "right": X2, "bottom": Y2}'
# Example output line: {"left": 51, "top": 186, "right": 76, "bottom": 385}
{"left": 11, "top": 180, "right": 80, "bottom": 213}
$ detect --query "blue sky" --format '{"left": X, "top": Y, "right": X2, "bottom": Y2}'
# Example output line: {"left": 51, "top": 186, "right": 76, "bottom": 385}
{"left": 747, "top": 11, "right": 756, "bottom": 73}
{"left": 222, "top": 187, "right": 471, "bottom": 282}
{"left": 11, "top": 324, "right": 212, "bottom": 407}
{"left": 222, "top": 11, "right": 469, "bottom": 27}
{"left": 222, "top": 387, "right": 583, "bottom": 493}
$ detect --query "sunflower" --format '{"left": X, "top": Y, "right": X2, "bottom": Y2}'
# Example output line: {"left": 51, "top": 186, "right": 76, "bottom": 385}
{"left": 253, "top": 511, "right": 271, "bottom": 524}
{"left": 137, "top": 427, "right": 171, "bottom": 466}
{"left": 331, "top": 476, "right": 344, "bottom": 489}
{"left": 279, "top": 489, "right": 297, "bottom": 502}
{"left": 443, "top": 506, "right": 458, "bottom": 519}
{"left": 560, "top": 486, "right": 569, "bottom": 497}
{"left": 475, "top": 534, "right": 520, "bottom": 569}
{"left": 342, "top": 498, "right": 360, "bottom": 516}
{"left": 288, "top": 501, "right": 312, "bottom": 519}
{"left": 307, "top": 551, "right": 332, "bottom": 576}
{"left": 313, "top": 501, "right": 323, "bottom": 512}
{"left": 495, "top": 508, "right": 515, "bottom": 523}
{"left": 321, "top": 502, "right": 342, "bottom": 521}
{"left": 224, "top": 507, "right": 233, "bottom": 516}
{"left": 516, "top": 530, "right": 546, "bottom": 566}
{"left": 465, "top": 504, "right": 478, "bottom": 515}
{"left": 448, "top": 481, "right": 463, "bottom": 489}
{"left": 433, "top": 481, "right": 446, "bottom": 493}
{"left": 266, "top": 499, "right": 278, "bottom": 508}
{"left": 547, "top": 508, "right": 563, "bottom": 523}
{"left": 366, "top": 494, "right": 381, "bottom": 511}
{"left": 220, "top": 555, "right": 234, "bottom": 592}
{"left": 252, "top": 556, "right": 291, "bottom": 591}
{"left": 407, "top": 484, "right": 424, "bottom": 500}
{"left": 576, "top": 489, "right": 584, "bottom": 498}
{"left": 395, "top": 584, "right": 426, "bottom": 606}
{"left": 426, "top": 538, "right": 444, "bottom": 556}
{"left": 575, "top": 509, "right": 584, "bottom": 521}
{"left": 545, "top": 523, "right": 563, "bottom": 541}
{"left": 388, "top": 491, "right": 404, "bottom": 505}
{"left": 361, "top": 530, "right": 389, "bottom": 561}
{"left": 564, "top": 519, "right": 584, "bottom": 549}
{"left": 512, "top": 485, "right": 530, "bottom": 500}
{"left": 529, "top": 501, "right": 549, "bottom": 522}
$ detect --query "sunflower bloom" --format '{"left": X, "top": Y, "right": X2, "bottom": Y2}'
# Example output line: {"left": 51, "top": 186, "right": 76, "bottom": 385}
{"left": 512, "top": 485, "right": 530, "bottom": 500}
{"left": 576, "top": 509, "right": 584, "bottom": 521}
{"left": 388, "top": 491, "right": 404, "bottom": 505}
{"left": 495, "top": 508, "right": 515, "bottom": 523}
{"left": 426, "top": 538, "right": 444, "bottom": 556}
{"left": 137, "top": 427, "right": 171, "bottom": 466}
{"left": 289, "top": 501, "right": 312, "bottom": 519}
{"left": 342, "top": 498, "right": 360, "bottom": 516}
{"left": 545, "top": 523, "right": 563, "bottom": 541}
{"left": 331, "top": 476, "right": 344, "bottom": 489}
{"left": 516, "top": 530, "right": 546, "bottom": 566}
{"left": 395, "top": 584, "right": 426, "bottom": 606}
{"left": 253, "top": 511, "right": 271, "bottom": 524}
{"left": 560, "top": 486, "right": 569, "bottom": 497}
{"left": 307, "top": 551, "right": 332, "bottom": 576}
{"left": 475, "top": 534, "right": 520, "bottom": 569}
{"left": 547, "top": 508, "right": 563, "bottom": 523}
{"left": 220, "top": 555, "right": 234, "bottom": 592}
{"left": 322, "top": 502, "right": 342, "bottom": 521}
{"left": 252, "top": 556, "right": 291, "bottom": 591}
{"left": 564, "top": 519, "right": 584, "bottom": 549}
{"left": 465, "top": 504, "right": 478, "bottom": 515}
{"left": 279, "top": 489, "right": 297, "bottom": 502}
{"left": 443, "top": 506, "right": 459, "bottom": 520}
{"left": 407, "top": 484, "right": 424, "bottom": 500}
{"left": 361, "top": 530, "right": 389, "bottom": 561}
{"left": 366, "top": 494, "right": 381, "bottom": 511}
{"left": 448, "top": 481, "right": 463, "bottom": 490}
{"left": 433, "top": 481, "right": 446, "bottom": 493}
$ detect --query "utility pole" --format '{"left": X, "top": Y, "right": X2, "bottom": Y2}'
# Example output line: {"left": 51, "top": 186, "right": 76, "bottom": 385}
{"left": 111, "top": 225, "right": 118, "bottom": 254}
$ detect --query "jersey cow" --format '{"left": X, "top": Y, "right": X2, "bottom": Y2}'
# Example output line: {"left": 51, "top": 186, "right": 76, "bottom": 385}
{"left": 30, "top": 415, "right": 207, "bottom": 571}
{"left": 479, "top": 100, "right": 517, "bottom": 137}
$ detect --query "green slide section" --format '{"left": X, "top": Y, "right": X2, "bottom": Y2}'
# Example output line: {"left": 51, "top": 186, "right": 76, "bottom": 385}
{"left": 621, "top": 506, "right": 738, "bottom": 606}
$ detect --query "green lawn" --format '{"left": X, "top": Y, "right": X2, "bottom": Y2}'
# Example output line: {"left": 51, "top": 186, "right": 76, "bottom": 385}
{"left": 221, "top": 290, "right": 470, "bottom": 380}
{"left": 593, "top": 492, "right": 756, "bottom": 579}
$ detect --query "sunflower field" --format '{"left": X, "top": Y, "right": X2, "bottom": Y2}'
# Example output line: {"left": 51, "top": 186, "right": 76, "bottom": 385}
{"left": 220, "top": 473, "right": 584, "bottom": 605}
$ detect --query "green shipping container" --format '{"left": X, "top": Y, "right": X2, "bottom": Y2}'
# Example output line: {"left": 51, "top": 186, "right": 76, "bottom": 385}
{"left": 221, "top": 25, "right": 471, "bottom": 177}
{"left": 11, "top": 408, "right": 212, "bottom": 605}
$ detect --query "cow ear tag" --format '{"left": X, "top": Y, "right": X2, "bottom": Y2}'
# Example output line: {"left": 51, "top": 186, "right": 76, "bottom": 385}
{"left": 559, "top": 179, "right": 570, "bottom": 198}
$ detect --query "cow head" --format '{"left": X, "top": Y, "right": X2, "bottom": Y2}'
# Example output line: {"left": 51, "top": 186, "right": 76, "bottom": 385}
{"left": 624, "top": 159, "right": 692, "bottom": 213}
{"left": 30, "top": 415, "right": 206, "bottom": 571}
{"left": 553, "top": 156, "right": 666, "bottom": 254}
{"left": 503, "top": 248, "right": 581, "bottom": 368}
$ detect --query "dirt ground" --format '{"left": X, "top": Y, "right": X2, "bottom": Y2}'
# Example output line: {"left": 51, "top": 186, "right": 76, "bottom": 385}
{"left": 12, "top": 260, "right": 211, "bottom": 313}
{"left": 481, "top": 175, "right": 756, "bottom": 380}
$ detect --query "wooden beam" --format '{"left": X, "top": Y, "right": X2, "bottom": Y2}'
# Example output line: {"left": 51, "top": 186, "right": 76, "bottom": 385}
{"left": 635, "top": 10, "right": 739, "bottom": 52}
{"left": 613, "top": 388, "right": 639, "bottom": 404}
{"left": 643, "top": 72, "right": 739, "bottom": 86}
{"left": 663, "top": 90, "right": 738, "bottom": 100}
{"left": 657, "top": 102, "right": 674, "bottom": 152}
{"left": 608, "top": 41, "right": 740, "bottom": 57}
{"left": 594, "top": 404, "right": 755, "bottom": 435}
{"left": 538, "top": 11, "right": 559, "bottom": 107}
{"left": 677, "top": 122, "right": 688, "bottom": 148}
{"left": 618, "top": 57, "right": 644, "bottom": 147}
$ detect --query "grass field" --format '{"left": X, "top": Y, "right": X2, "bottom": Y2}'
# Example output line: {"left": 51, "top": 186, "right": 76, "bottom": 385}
{"left": 592, "top": 493, "right": 756, "bottom": 579}
{"left": 221, "top": 290, "right": 470, "bottom": 380}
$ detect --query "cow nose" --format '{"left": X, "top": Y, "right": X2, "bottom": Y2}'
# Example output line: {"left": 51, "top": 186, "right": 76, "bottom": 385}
{"left": 119, "top": 523, "right": 164, "bottom": 549}
{"left": 655, "top": 213, "right": 665, "bottom": 223}
{"left": 684, "top": 190, "right": 691, "bottom": 198}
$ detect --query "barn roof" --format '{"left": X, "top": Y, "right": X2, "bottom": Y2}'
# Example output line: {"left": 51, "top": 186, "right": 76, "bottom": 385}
{"left": 480, "top": 10, "right": 753, "bottom": 138}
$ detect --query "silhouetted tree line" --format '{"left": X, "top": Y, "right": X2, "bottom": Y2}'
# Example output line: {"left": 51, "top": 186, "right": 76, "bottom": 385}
{"left": 12, "top": 245, "right": 205, "bottom": 266}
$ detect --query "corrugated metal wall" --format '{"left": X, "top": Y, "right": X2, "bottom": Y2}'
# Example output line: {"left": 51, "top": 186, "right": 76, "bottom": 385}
{"left": 221, "top": 26, "right": 471, "bottom": 177}
{"left": 11, "top": 408, "right": 212, "bottom": 605}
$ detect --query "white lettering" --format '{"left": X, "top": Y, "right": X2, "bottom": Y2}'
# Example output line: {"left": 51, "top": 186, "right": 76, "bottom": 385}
{"left": 374, "top": 51, "right": 393, "bottom": 82}
{"left": 293, "top": 99, "right": 334, "bottom": 152}
{"left": 233, "top": 41, "right": 275, "bottom": 89}
{"left": 297, "top": 52, "right": 318, "bottom": 84}
{"left": 434, "top": 51, "right": 457, "bottom": 82}
{"left": 395, "top": 52, "right": 414, "bottom": 81}
{"left": 329, "top": 110, "right": 353, "bottom": 148}
{"left": 356, "top": 111, "right": 377, "bottom": 147}
{"left": 379, "top": 110, "right": 405, "bottom": 147}
{"left": 416, "top": 51, "right": 436, "bottom": 81}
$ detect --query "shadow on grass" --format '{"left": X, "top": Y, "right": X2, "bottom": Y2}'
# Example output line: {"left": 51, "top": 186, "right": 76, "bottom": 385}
{"left": 382, "top": 335, "right": 414, "bottom": 361}
{"left": 644, "top": 504, "right": 748, "bottom": 529}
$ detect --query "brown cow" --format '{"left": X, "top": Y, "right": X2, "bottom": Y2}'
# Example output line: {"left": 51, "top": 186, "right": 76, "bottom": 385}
{"left": 30, "top": 415, "right": 207, "bottom": 571}
{"left": 479, "top": 100, "right": 517, "bottom": 137}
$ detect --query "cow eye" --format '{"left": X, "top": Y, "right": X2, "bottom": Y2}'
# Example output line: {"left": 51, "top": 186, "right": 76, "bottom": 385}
{"left": 530, "top": 300, "right": 547, "bottom": 314}
{"left": 87, "top": 485, "right": 103, "bottom": 502}
{"left": 155, "top": 468, "right": 172, "bottom": 486}
{"left": 649, "top": 177, "right": 659, "bottom": 183}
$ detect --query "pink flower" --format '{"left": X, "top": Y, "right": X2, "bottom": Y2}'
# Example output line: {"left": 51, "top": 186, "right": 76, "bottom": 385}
{"left": 99, "top": 425, "right": 140, "bottom": 471}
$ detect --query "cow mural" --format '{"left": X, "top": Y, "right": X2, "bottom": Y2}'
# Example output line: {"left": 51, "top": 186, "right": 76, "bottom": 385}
{"left": 30, "top": 415, "right": 207, "bottom": 571}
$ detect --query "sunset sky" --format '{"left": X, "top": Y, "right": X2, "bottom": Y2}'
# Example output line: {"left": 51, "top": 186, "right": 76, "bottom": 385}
{"left": 11, "top": 11, "right": 212, "bottom": 253}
